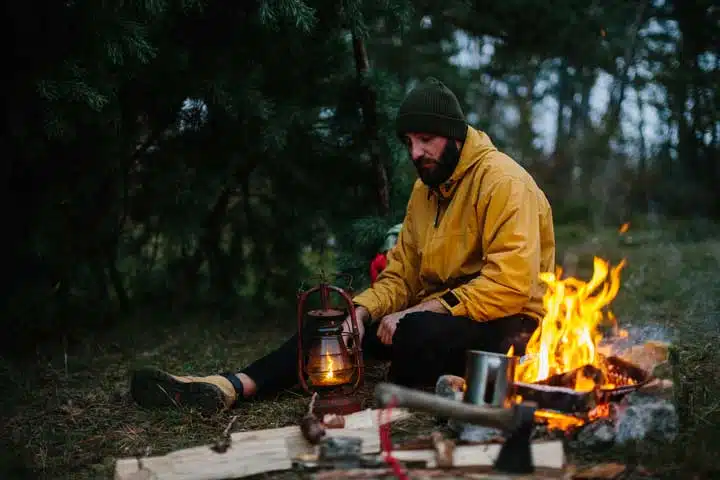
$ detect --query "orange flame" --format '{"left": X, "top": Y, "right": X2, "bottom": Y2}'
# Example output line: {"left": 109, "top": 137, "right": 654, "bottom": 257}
{"left": 618, "top": 222, "right": 630, "bottom": 234}
{"left": 515, "top": 257, "right": 627, "bottom": 389}
{"left": 324, "top": 352, "right": 335, "bottom": 381}
{"left": 510, "top": 257, "right": 635, "bottom": 430}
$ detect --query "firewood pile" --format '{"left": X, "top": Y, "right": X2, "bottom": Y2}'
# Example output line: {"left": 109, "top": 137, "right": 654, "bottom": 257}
{"left": 115, "top": 406, "right": 568, "bottom": 480}
{"left": 113, "top": 398, "right": 661, "bottom": 480}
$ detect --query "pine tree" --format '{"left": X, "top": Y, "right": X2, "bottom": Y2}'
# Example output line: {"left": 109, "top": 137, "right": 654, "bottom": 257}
{"left": 4, "top": 0, "right": 423, "bottom": 345}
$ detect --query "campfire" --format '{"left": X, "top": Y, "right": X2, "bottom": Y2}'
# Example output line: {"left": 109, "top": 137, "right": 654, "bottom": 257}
{"left": 509, "top": 255, "right": 652, "bottom": 431}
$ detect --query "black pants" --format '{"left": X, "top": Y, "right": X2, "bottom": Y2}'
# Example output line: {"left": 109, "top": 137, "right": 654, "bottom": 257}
{"left": 241, "top": 311, "right": 538, "bottom": 395}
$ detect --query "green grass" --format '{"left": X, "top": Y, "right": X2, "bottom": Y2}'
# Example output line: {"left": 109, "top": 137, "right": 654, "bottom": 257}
{"left": 1, "top": 222, "right": 719, "bottom": 479}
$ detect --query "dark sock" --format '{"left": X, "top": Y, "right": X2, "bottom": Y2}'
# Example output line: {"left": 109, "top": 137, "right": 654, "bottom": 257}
{"left": 220, "top": 372, "right": 245, "bottom": 406}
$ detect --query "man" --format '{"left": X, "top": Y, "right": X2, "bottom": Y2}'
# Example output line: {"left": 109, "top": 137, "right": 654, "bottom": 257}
{"left": 129, "top": 77, "right": 555, "bottom": 414}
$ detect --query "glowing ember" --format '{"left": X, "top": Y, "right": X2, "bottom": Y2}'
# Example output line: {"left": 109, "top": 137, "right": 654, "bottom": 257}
{"left": 618, "top": 222, "right": 630, "bottom": 234}
{"left": 515, "top": 256, "right": 629, "bottom": 390}
{"left": 535, "top": 410, "right": 585, "bottom": 430}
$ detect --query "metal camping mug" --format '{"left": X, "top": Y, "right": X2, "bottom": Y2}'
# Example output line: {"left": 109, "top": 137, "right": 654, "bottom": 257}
{"left": 463, "top": 350, "right": 518, "bottom": 408}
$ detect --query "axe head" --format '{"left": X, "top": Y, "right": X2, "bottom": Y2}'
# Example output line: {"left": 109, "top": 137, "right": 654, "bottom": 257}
{"left": 493, "top": 402, "right": 536, "bottom": 474}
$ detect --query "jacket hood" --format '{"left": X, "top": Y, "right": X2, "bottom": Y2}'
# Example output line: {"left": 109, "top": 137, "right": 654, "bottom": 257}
{"left": 430, "top": 126, "right": 498, "bottom": 200}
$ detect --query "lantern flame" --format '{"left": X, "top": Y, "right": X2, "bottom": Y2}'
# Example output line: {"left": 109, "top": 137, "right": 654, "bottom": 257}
{"left": 324, "top": 352, "right": 335, "bottom": 381}
{"left": 306, "top": 336, "right": 354, "bottom": 387}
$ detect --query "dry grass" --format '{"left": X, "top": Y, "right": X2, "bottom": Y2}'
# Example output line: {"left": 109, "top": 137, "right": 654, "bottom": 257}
{"left": 0, "top": 315, "right": 438, "bottom": 479}
{"left": 1, "top": 222, "right": 719, "bottom": 479}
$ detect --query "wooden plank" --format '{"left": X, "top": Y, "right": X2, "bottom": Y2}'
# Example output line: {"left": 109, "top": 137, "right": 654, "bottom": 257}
{"left": 388, "top": 440, "right": 565, "bottom": 470}
{"left": 313, "top": 466, "right": 567, "bottom": 480}
{"left": 114, "top": 408, "right": 411, "bottom": 480}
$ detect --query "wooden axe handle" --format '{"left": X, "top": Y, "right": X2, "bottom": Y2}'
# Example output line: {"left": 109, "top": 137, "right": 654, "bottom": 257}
{"left": 375, "top": 382, "right": 518, "bottom": 432}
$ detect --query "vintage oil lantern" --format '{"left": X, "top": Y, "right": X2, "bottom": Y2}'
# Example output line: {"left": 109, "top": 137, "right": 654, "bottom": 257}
{"left": 297, "top": 274, "right": 364, "bottom": 415}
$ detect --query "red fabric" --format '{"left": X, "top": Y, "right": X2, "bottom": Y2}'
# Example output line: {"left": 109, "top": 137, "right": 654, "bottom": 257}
{"left": 379, "top": 396, "right": 408, "bottom": 480}
{"left": 369, "top": 253, "right": 388, "bottom": 284}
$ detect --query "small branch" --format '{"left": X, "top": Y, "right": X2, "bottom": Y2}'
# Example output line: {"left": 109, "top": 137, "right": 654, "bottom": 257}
{"left": 301, "top": 392, "right": 325, "bottom": 444}
{"left": 224, "top": 415, "right": 239, "bottom": 436}
{"left": 211, "top": 415, "right": 238, "bottom": 454}
{"left": 308, "top": 392, "right": 318, "bottom": 415}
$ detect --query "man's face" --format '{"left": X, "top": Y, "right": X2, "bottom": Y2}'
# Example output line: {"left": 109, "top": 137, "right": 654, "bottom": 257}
{"left": 404, "top": 133, "right": 462, "bottom": 188}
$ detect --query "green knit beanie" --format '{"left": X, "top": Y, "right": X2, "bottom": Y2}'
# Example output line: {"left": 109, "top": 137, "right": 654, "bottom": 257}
{"left": 396, "top": 77, "right": 467, "bottom": 141}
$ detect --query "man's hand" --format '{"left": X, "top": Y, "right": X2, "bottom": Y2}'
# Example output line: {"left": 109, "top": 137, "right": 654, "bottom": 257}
{"left": 377, "top": 311, "right": 405, "bottom": 345}
{"left": 342, "top": 306, "right": 369, "bottom": 348}
{"left": 376, "top": 299, "right": 449, "bottom": 345}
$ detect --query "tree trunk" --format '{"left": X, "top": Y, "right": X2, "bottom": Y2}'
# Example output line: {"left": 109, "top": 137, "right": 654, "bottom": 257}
{"left": 635, "top": 87, "right": 649, "bottom": 216}
{"left": 551, "top": 60, "right": 573, "bottom": 204}
{"left": 352, "top": 32, "right": 390, "bottom": 216}
{"left": 106, "top": 251, "right": 130, "bottom": 312}
{"left": 553, "top": 60, "right": 570, "bottom": 156}
{"left": 578, "top": 68, "right": 594, "bottom": 138}
{"left": 601, "top": 3, "right": 649, "bottom": 142}
{"left": 515, "top": 63, "right": 538, "bottom": 167}
{"left": 571, "top": 66, "right": 596, "bottom": 202}
{"left": 589, "top": 1, "right": 649, "bottom": 228}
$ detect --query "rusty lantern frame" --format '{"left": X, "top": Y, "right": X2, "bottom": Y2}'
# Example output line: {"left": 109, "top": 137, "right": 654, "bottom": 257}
{"left": 296, "top": 273, "right": 365, "bottom": 415}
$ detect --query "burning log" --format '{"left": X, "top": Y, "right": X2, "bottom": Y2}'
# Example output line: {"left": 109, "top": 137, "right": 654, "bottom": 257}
{"left": 513, "top": 382, "right": 599, "bottom": 414}
{"left": 534, "top": 364, "right": 606, "bottom": 391}
{"left": 599, "top": 355, "right": 650, "bottom": 389}
{"left": 515, "top": 356, "right": 651, "bottom": 414}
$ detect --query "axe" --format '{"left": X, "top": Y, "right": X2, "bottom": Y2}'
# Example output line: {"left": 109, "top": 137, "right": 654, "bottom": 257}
{"left": 375, "top": 382, "right": 537, "bottom": 474}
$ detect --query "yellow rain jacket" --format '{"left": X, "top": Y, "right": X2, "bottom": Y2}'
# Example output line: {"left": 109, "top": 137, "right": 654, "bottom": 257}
{"left": 353, "top": 126, "right": 555, "bottom": 323}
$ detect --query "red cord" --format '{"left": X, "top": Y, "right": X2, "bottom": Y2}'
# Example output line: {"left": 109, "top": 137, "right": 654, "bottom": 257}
{"left": 379, "top": 395, "right": 408, "bottom": 480}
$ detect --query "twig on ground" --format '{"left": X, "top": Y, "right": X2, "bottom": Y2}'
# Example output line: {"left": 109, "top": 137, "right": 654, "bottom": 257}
{"left": 224, "top": 415, "right": 239, "bottom": 436}
{"left": 309, "top": 392, "right": 318, "bottom": 414}
{"left": 211, "top": 415, "right": 238, "bottom": 453}
{"left": 301, "top": 392, "right": 326, "bottom": 444}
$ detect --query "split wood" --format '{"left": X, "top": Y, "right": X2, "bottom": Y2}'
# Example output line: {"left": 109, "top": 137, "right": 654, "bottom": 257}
{"left": 311, "top": 461, "right": 633, "bottom": 480}
{"left": 384, "top": 440, "right": 564, "bottom": 470}
{"left": 114, "top": 407, "right": 411, "bottom": 480}
{"left": 313, "top": 466, "right": 567, "bottom": 480}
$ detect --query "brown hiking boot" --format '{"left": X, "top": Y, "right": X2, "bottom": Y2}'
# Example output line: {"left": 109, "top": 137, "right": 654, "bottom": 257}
{"left": 130, "top": 367, "right": 243, "bottom": 415}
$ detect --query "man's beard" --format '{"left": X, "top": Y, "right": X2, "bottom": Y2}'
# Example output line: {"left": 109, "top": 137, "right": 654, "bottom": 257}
{"left": 414, "top": 140, "right": 461, "bottom": 188}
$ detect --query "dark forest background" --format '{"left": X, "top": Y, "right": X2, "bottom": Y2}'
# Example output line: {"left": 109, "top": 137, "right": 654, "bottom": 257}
{"left": 5, "top": 0, "right": 718, "bottom": 351}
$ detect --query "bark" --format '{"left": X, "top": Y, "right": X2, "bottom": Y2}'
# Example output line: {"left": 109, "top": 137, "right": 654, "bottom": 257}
{"left": 352, "top": 32, "right": 390, "bottom": 216}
